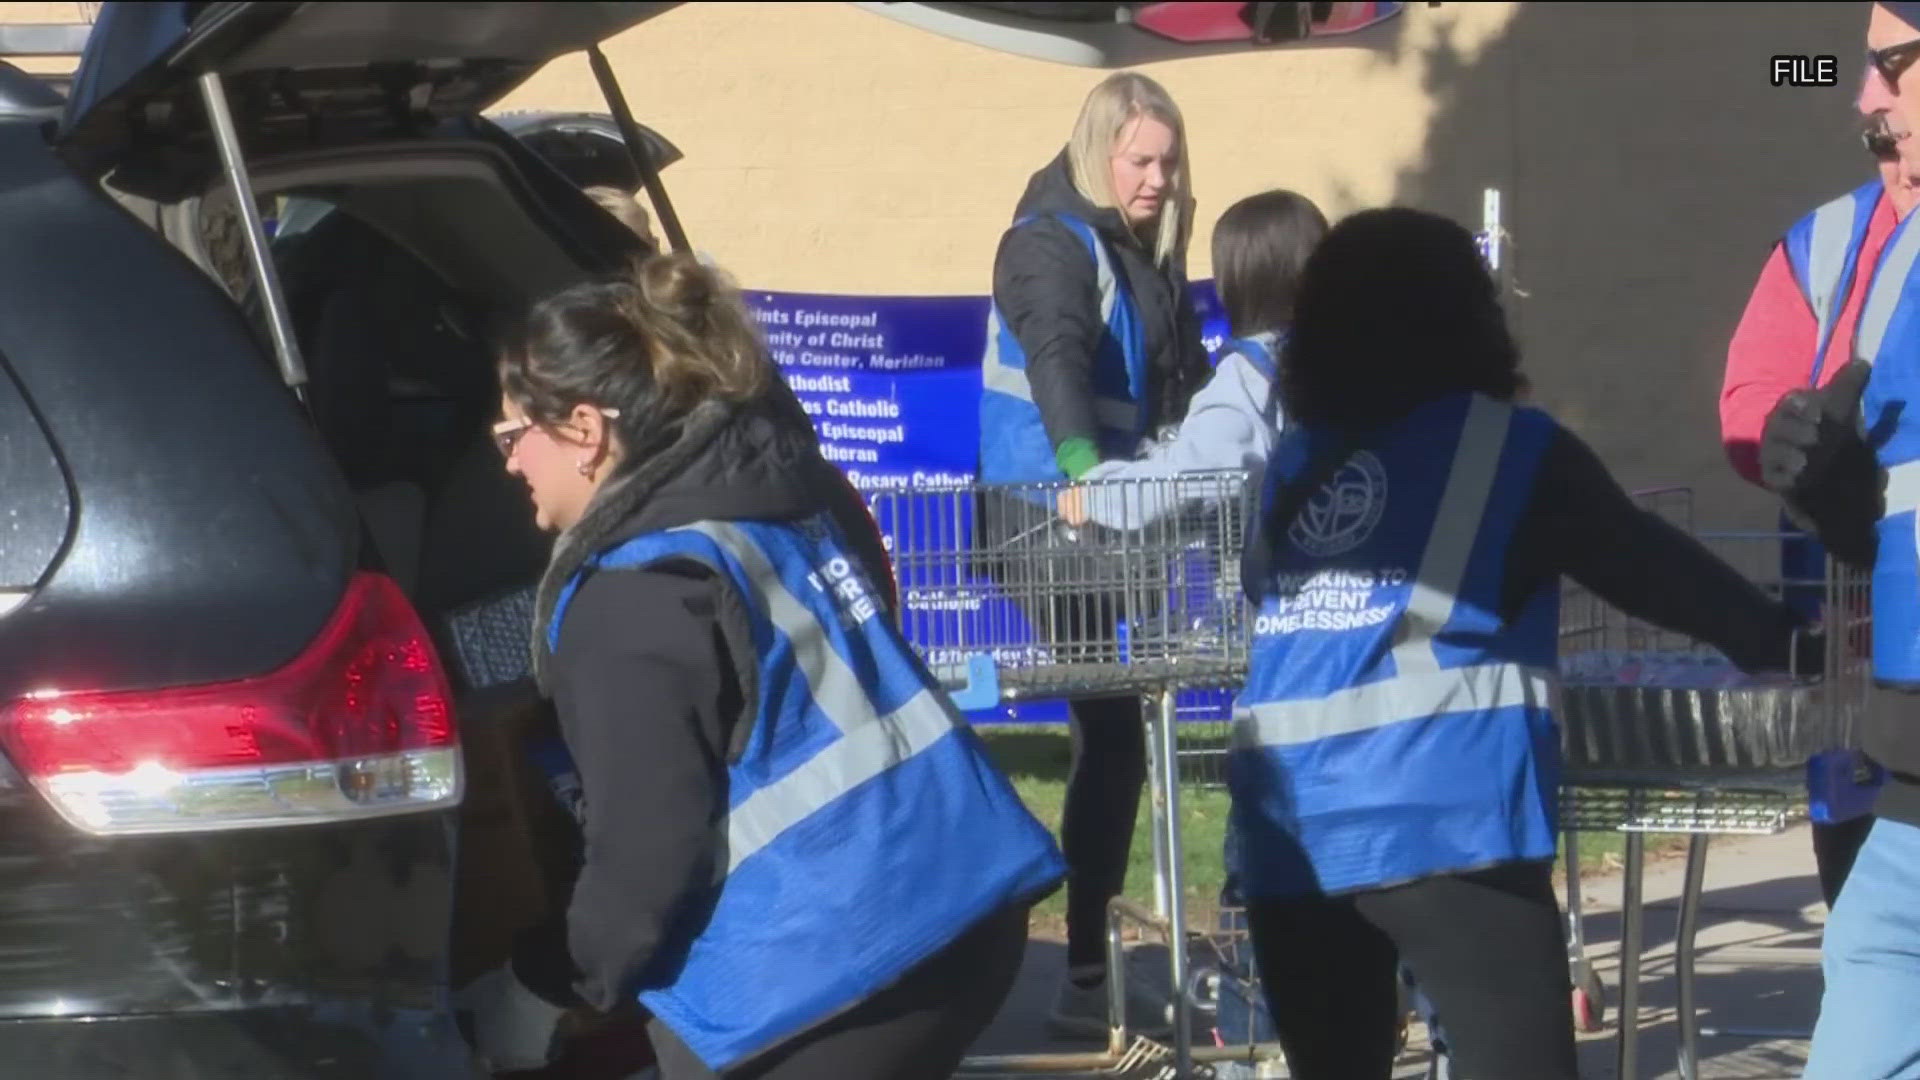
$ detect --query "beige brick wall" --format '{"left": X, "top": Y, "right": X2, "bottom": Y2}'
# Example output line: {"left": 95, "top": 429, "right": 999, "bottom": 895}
{"left": 497, "top": 2, "right": 1876, "bottom": 531}
{"left": 3, "top": 2, "right": 1885, "bottom": 532}
{"left": 496, "top": 1, "right": 1521, "bottom": 295}
{"left": 0, "top": 2, "right": 92, "bottom": 76}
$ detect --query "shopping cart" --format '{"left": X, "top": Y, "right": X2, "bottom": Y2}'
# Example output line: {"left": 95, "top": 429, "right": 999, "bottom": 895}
{"left": 1553, "top": 486, "right": 1870, "bottom": 1080}
{"left": 873, "top": 471, "right": 1258, "bottom": 1080}
{"left": 1168, "top": 485, "right": 1867, "bottom": 1080}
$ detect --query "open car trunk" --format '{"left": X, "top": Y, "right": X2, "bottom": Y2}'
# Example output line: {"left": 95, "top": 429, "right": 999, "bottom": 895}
{"left": 59, "top": 2, "right": 677, "bottom": 177}
{"left": 53, "top": 0, "right": 686, "bottom": 604}
{"left": 156, "top": 106, "right": 663, "bottom": 1080}
{"left": 38, "top": 6, "right": 682, "bottom": 1074}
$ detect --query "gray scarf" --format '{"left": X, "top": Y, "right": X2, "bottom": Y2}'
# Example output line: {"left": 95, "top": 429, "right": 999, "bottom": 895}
{"left": 530, "top": 398, "right": 741, "bottom": 694}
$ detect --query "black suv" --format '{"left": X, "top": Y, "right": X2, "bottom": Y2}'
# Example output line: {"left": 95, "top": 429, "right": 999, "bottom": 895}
{"left": 0, "top": 3, "right": 679, "bottom": 1076}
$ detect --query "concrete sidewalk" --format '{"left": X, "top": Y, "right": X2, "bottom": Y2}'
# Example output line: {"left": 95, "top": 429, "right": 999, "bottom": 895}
{"left": 1558, "top": 825, "right": 1825, "bottom": 1080}
{"left": 970, "top": 825, "right": 1831, "bottom": 1079}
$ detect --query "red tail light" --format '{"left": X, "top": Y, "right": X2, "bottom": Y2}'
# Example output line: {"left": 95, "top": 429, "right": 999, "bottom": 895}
{"left": 0, "top": 573, "right": 463, "bottom": 836}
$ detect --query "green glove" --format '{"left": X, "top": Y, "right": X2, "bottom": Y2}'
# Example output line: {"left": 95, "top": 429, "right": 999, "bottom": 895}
{"left": 1055, "top": 438, "right": 1099, "bottom": 481}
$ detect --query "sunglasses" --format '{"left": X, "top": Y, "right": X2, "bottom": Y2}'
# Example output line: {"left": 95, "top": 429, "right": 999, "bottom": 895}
{"left": 491, "top": 408, "right": 622, "bottom": 459}
{"left": 1870, "top": 37, "right": 1920, "bottom": 89}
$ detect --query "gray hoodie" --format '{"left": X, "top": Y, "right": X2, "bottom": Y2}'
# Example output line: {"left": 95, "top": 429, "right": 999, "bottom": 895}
{"left": 1072, "top": 331, "right": 1282, "bottom": 529}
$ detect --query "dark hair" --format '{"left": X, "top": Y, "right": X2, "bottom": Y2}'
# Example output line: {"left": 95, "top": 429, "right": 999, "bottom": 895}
{"left": 497, "top": 253, "right": 771, "bottom": 459}
{"left": 1211, "top": 189, "right": 1328, "bottom": 337}
{"left": 1278, "top": 207, "right": 1522, "bottom": 431}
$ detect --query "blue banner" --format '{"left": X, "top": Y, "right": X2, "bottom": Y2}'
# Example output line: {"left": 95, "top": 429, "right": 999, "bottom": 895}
{"left": 744, "top": 283, "right": 1235, "bottom": 726}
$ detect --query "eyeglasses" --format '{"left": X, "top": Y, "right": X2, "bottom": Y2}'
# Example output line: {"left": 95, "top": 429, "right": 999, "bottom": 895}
{"left": 492, "top": 416, "right": 534, "bottom": 459}
{"left": 1869, "top": 37, "right": 1920, "bottom": 90}
{"left": 491, "top": 408, "right": 622, "bottom": 459}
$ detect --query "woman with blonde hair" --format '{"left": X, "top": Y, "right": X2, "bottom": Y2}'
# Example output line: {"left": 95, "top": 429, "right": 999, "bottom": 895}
{"left": 585, "top": 185, "right": 660, "bottom": 251}
{"left": 458, "top": 252, "right": 1065, "bottom": 1078}
{"left": 976, "top": 70, "right": 1211, "bottom": 1038}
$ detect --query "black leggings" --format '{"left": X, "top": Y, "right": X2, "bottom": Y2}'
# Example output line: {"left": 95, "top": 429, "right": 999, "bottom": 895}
{"left": 1813, "top": 814, "right": 1876, "bottom": 909}
{"left": 1245, "top": 860, "right": 1578, "bottom": 1080}
{"left": 647, "top": 901, "right": 1030, "bottom": 1080}
{"left": 1061, "top": 695, "right": 1148, "bottom": 968}
{"left": 975, "top": 489, "right": 1151, "bottom": 972}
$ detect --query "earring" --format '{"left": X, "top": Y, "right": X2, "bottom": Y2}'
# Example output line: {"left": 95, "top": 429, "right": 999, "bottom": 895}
{"left": 577, "top": 460, "right": 595, "bottom": 478}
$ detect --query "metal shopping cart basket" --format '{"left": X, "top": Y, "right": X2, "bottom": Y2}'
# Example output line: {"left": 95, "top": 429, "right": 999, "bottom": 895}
{"left": 1552, "top": 487, "right": 1871, "bottom": 1080}
{"left": 872, "top": 471, "right": 1259, "bottom": 1080}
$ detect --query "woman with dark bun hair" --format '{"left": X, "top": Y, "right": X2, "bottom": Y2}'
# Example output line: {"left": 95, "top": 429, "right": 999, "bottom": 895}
{"left": 458, "top": 253, "right": 1065, "bottom": 1080}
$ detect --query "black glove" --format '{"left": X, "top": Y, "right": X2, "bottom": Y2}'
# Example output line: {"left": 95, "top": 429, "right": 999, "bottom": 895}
{"left": 1759, "top": 360, "right": 1871, "bottom": 499}
{"left": 1759, "top": 361, "right": 1883, "bottom": 570}
{"left": 1782, "top": 436, "right": 1883, "bottom": 570}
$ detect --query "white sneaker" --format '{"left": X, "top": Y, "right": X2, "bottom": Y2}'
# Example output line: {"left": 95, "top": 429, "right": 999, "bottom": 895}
{"left": 1046, "top": 967, "right": 1175, "bottom": 1041}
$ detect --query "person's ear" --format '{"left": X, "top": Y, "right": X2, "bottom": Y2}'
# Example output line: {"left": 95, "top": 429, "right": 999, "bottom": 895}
{"left": 566, "top": 404, "right": 624, "bottom": 475}
{"left": 563, "top": 404, "right": 605, "bottom": 448}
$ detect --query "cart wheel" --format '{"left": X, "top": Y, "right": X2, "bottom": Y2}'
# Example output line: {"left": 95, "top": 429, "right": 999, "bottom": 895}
{"left": 1583, "top": 967, "right": 1608, "bottom": 1019}
{"left": 1571, "top": 985, "right": 1604, "bottom": 1033}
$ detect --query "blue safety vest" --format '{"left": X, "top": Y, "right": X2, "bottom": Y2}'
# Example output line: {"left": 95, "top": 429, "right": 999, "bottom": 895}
{"left": 545, "top": 513, "right": 1067, "bottom": 1072}
{"left": 1217, "top": 330, "right": 1284, "bottom": 431}
{"left": 1783, "top": 179, "right": 1920, "bottom": 686}
{"left": 979, "top": 213, "right": 1150, "bottom": 489}
{"left": 1219, "top": 333, "right": 1279, "bottom": 380}
{"left": 1228, "top": 392, "right": 1562, "bottom": 899}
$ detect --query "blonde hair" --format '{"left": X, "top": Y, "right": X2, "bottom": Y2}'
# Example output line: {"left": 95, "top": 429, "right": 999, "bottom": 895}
{"left": 585, "top": 185, "right": 659, "bottom": 249}
{"left": 1066, "top": 72, "right": 1191, "bottom": 266}
{"left": 498, "top": 252, "right": 770, "bottom": 445}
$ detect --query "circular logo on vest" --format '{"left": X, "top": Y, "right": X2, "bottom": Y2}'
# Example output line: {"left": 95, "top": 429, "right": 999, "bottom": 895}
{"left": 1288, "top": 451, "right": 1389, "bottom": 558}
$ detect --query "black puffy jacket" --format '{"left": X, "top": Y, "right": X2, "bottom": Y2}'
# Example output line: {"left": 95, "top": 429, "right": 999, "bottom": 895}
{"left": 990, "top": 148, "right": 1212, "bottom": 465}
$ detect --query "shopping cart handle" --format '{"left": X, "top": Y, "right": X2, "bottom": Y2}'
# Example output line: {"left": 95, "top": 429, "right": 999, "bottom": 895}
{"left": 948, "top": 653, "right": 1001, "bottom": 712}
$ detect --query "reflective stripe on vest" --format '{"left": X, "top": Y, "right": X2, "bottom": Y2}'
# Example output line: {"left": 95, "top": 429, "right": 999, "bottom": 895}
{"left": 980, "top": 356, "right": 1142, "bottom": 434}
{"left": 545, "top": 514, "right": 1066, "bottom": 1071}
{"left": 1229, "top": 392, "right": 1561, "bottom": 899}
{"left": 1786, "top": 182, "right": 1879, "bottom": 385}
{"left": 670, "top": 521, "right": 954, "bottom": 876}
{"left": 1859, "top": 209, "right": 1920, "bottom": 378}
{"left": 1787, "top": 181, "right": 1878, "bottom": 383}
{"left": 1786, "top": 182, "right": 1920, "bottom": 683}
{"left": 1889, "top": 460, "right": 1920, "bottom": 518}
{"left": 1777, "top": 188, "right": 1880, "bottom": 616}
{"left": 1851, "top": 201, "right": 1920, "bottom": 684}
{"left": 1235, "top": 395, "right": 1545, "bottom": 748}
{"left": 978, "top": 213, "right": 1149, "bottom": 484}
{"left": 1233, "top": 661, "right": 1553, "bottom": 749}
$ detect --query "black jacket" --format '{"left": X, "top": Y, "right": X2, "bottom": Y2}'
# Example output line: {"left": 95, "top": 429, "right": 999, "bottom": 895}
{"left": 991, "top": 148, "right": 1212, "bottom": 458}
{"left": 510, "top": 386, "right": 898, "bottom": 1014}
{"left": 1504, "top": 424, "right": 1807, "bottom": 673}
